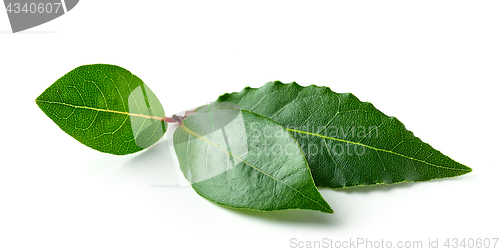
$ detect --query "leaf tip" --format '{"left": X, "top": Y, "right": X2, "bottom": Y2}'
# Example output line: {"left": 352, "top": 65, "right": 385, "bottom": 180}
{"left": 323, "top": 202, "right": 334, "bottom": 214}
{"left": 454, "top": 162, "right": 473, "bottom": 176}
{"left": 34, "top": 98, "right": 45, "bottom": 111}
{"left": 316, "top": 201, "right": 334, "bottom": 214}
{"left": 464, "top": 166, "right": 473, "bottom": 174}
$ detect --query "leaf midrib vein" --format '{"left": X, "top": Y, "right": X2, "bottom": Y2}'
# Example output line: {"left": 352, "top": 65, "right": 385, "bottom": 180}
{"left": 35, "top": 100, "right": 165, "bottom": 121}
{"left": 286, "top": 128, "right": 467, "bottom": 171}
{"left": 180, "top": 124, "right": 331, "bottom": 212}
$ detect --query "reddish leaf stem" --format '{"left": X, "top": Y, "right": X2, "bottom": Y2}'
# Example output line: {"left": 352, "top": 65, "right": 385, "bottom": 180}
{"left": 163, "top": 110, "right": 196, "bottom": 124}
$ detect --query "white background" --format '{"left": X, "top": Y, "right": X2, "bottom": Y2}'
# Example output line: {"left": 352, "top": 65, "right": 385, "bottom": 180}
{"left": 1, "top": 1, "right": 499, "bottom": 251}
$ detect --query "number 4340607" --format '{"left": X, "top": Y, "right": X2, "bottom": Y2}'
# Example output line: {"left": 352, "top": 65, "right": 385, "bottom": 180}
{"left": 6, "top": 2, "right": 62, "bottom": 14}
{"left": 444, "top": 238, "right": 499, "bottom": 249}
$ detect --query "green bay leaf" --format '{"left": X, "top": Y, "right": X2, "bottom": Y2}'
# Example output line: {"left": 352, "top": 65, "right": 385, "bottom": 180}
{"left": 214, "top": 81, "right": 472, "bottom": 189}
{"left": 173, "top": 105, "right": 333, "bottom": 213}
{"left": 36, "top": 64, "right": 167, "bottom": 155}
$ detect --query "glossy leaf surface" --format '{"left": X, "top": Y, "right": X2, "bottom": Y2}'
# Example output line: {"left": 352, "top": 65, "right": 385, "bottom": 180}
{"left": 215, "top": 81, "right": 472, "bottom": 189}
{"left": 36, "top": 64, "right": 167, "bottom": 155}
{"left": 173, "top": 105, "right": 333, "bottom": 213}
